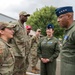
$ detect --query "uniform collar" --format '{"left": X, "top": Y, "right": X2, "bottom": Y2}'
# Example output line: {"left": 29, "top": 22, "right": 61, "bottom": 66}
{"left": 0, "top": 38, "right": 11, "bottom": 48}
{"left": 18, "top": 20, "right": 25, "bottom": 28}
{"left": 46, "top": 36, "right": 53, "bottom": 40}
{"left": 65, "top": 21, "right": 75, "bottom": 32}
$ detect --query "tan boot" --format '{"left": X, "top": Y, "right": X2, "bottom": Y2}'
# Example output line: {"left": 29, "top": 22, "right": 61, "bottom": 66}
{"left": 31, "top": 67, "right": 38, "bottom": 74}
{"left": 34, "top": 67, "right": 40, "bottom": 71}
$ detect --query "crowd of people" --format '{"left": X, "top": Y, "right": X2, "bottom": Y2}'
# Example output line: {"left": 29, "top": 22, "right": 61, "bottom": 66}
{"left": 0, "top": 6, "right": 75, "bottom": 75}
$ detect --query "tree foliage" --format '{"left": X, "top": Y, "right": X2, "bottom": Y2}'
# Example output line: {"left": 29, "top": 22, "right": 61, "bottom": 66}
{"left": 26, "top": 6, "right": 64, "bottom": 38}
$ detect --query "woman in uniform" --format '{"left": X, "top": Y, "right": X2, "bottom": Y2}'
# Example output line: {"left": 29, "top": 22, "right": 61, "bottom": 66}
{"left": 0, "top": 22, "right": 15, "bottom": 75}
{"left": 37, "top": 24, "right": 60, "bottom": 75}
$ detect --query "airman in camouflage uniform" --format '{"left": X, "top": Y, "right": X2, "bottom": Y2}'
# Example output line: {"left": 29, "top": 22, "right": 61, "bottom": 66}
{"left": 0, "top": 22, "right": 15, "bottom": 75}
{"left": 11, "top": 11, "right": 30, "bottom": 75}
{"left": 25, "top": 25, "right": 32, "bottom": 71}
{"left": 55, "top": 6, "right": 75, "bottom": 75}
{"left": 30, "top": 29, "right": 41, "bottom": 74}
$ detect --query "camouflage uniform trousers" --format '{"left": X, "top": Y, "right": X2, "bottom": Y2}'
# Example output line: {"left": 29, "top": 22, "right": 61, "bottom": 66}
{"left": 25, "top": 56, "right": 29, "bottom": 71}
{"left": 30, "top": 48, "right": 39, "bottom": 67}
{"left": 13, "top": 56, "right": 26, "bottom": 75}
{"left": 25, "top": 39, "right": 31, "bottom": 72}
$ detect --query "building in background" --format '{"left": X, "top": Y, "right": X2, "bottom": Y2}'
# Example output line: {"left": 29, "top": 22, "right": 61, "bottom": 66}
{"left": 0, "top": 13, "right": 16, "bottom": 22}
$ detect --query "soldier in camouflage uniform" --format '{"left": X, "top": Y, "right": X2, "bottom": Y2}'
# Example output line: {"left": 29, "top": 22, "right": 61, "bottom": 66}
{"left": 0, "top": 22, "right": 15, "bottom": 75}
{"left": 25, "top": 25, "right": 32, "bottom": 71}
{"left": 55, "top": 6, "right": 75, "bottom": 75}
{"left": 11, "top": 11, "right": 30, "bottom": 75}
{"left": 30, "top": 29, "right": 41, "bottom": 74}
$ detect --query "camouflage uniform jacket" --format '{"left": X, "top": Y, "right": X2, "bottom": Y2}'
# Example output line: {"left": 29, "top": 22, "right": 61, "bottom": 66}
{"left": 0, "top": 38, "right": 15, "bottom": 75}
{"left": 12, "top": 20, "right": 30, "bottom": 58}
{"left": 30, "top": 35, "right": 40, "bottom": 55}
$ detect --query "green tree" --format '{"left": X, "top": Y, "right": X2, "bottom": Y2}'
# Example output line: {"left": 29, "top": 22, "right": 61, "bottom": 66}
{"left": 26, "top": 6, "right": 64, "bottom": 38}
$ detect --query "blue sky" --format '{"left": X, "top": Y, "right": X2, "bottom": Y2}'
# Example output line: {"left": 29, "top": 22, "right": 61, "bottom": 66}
{"left": 0, "top": 0, "right": 75, "bottom": 19}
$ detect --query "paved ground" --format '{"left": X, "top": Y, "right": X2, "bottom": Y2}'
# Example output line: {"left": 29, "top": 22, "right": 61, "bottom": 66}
{"left": 27, "top": 55, "right": 60, "bottom": 75}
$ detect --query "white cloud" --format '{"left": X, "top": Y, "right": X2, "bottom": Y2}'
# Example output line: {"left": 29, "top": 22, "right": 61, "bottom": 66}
{"left": 0, "top": 0, "right": 22, "bottom": 9}
{"left": 0, "top": 0, "right": 75, "bottom": 19}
